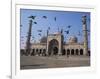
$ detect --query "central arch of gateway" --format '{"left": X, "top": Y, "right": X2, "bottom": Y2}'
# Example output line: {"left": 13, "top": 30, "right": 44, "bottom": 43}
{"left": 46, "top": 33, "right": 63, "bottom": 56}
{"left": 48, "top": 39, "right": 59, "bottom": 55}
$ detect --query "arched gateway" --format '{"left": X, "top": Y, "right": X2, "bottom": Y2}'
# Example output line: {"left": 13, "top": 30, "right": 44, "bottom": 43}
{"left": 48, "top": 39, "right": 59, "bottom": 55}
{"left": 46, "top": 32, "right": 63, "bottom": 56}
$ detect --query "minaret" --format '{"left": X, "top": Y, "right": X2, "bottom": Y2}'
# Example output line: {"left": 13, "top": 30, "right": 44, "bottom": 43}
{"left": 60, "top": 28, "right": 64, "bottom": 56}
{"left": 46, "top": 29, "right": 49, "bottom": 56}
{"left": 82, "top": 15, "right": 88, "bottom": 55}
{"left": 26, "top": 20, "right": 32, "bottom": 55}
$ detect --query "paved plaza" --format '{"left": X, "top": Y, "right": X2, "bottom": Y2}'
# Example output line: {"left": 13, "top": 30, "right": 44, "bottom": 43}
{"left": 20, "top": 56, "right": 90, "bottom": 69}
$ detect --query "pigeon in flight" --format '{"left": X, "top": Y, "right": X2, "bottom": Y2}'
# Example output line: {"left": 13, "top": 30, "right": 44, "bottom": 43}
{"left": 65, "top": 30, "right": 69, "bottom": 34}
{"left": 38, "top": 33, "right": 41, "bottom": 36}
{"left": 34, "top": 22, "right": 37, "bottom": 24}
{"left": 37, "top": 30, "right": 42, "bottom": 32}
{"left": 67, "top": 25, "right": 71, "bottom": 28}
{"left": 54, "top": 17, "right": 56, "bottom": 21}
{"left": 43, "top": 16, "right": 47, "bottom": 19}
{"left": 28, "top": 15, "right": 36, "bottom": 20}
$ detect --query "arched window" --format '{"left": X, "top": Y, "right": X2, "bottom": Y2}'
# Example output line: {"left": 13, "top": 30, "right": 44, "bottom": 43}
{"left": 80, "top": 49, "right": 83, "bottom": 55}
{"left": 67, "top": 49, "right": 70, "bottom": 55}
{"left": 76, "top": 49, "right": 79, "bottom": 55}
{"left": 36, "top": 49, "right": 38, "bottom": 52}
{"left": 43, "top": 49, "right": 46, "bottom": 53}
{"left": 32, "top": 49, "right": 35, "bottom": 53}
{"left": 31, "top": 49, "right": 35, "bottom": 56}
{"left": 42, "top": 49, "right": 46, "bottom": 56}
{"left": 88, "top": 50, "right": 90, "bottom": 56}
{"left": 62, "top": 49, "right": 66, "bottom": 55}
{"left": 40, "top": 49, "right": 42, "bottom": 53}
{"left": 20, "top": 49, "right": 25, "bottom": 56}
{"left": 71, "top": 49, "right": 74, "bottom": 55}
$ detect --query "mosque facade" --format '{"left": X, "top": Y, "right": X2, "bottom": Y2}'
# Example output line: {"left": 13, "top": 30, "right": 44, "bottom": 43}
{"left": 20, "top": 15, "right": 90, "bottom": 56}
{"left": 29, "top": 32, "right": 90, "bottom": 56}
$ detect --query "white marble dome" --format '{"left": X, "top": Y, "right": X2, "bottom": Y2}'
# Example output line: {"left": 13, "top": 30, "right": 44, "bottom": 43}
{"left": 68, "top": 36, "right": 78, "bottom": 43}
{"left": 40, "top": 36, "right": 47, "bottom": 43}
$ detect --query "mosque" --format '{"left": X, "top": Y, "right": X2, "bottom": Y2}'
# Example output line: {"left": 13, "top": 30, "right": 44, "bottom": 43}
{"left": 30, "top": 32, "right": 90, "bottom": 56}
{"left": 20, "top": 15, "right": 90, "bottom": 56}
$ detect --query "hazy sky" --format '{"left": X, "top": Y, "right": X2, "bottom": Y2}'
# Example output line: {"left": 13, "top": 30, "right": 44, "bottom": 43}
{"left": 20, "top": 9, "right": 90, "bottom": 49}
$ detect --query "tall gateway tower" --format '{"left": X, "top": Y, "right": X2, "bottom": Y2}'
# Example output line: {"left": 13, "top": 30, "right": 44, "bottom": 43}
{"left": 46, "top": 32, "right": 63, "bottom": 56}
{"left": 82, "top": 15, "right": 88, "bottom": 55}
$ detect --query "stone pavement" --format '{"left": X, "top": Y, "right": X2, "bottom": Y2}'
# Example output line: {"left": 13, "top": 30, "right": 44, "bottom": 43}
{"left": 20, "top": 56, "right": 90, "bottom": 69}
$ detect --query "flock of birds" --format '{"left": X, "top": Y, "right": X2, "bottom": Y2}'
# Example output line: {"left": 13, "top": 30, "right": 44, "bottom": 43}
{"left": 20, "top": 15, "right": 90, "bottom": 45}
